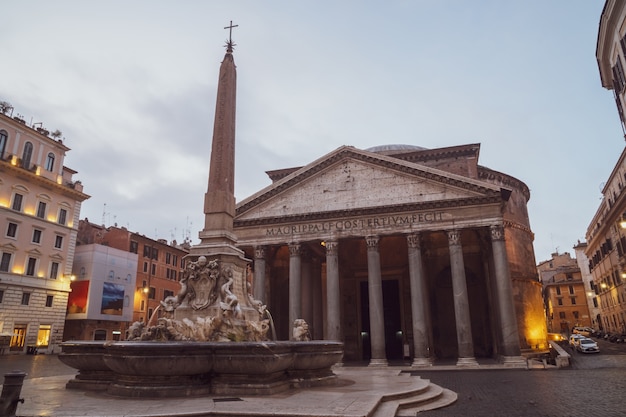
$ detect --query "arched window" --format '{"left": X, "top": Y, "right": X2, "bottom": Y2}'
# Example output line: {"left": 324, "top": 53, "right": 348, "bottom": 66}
{"left": 21, "top": 141, "right": 33, "bottom": 169}
{"left": 0, "top": 130, "right": 7, "bottom": 159}
{"left": 45, "top": 152, "right": 55, "bottom": 171}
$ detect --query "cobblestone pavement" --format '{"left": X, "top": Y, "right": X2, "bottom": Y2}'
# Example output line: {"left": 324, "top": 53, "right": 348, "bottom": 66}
{"left": 411, "top": 368, "right": 625, "bottom": 417}
{"left": 2, "top": 344, "right": 626, "bottom": 417}
{"left": 410, "top": 338, "right": 626, "bottom": 417}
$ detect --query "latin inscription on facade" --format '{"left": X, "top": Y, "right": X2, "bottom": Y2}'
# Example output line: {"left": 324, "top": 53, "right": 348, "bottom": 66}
{"left": 265, "top": 211, "right": 445, "bottom": 237}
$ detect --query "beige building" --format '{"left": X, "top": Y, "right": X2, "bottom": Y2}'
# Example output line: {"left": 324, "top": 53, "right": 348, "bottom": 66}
{"left": 597, "top": 0, "right": 626, "bottom": 132}
{"left": 584, "top": 149, "right": 626, "bottom": 334}
{"left": 234, "top": 143, "right": 547, "bottom": 365}
{"left": 587, "top": 0, "right": 626, "bottom": 334}
{"left": 0, "top": 105, "right": 89, "bottom": 353}
{"left": 573, "top": 241, "right": 602, "bottom": 329}
{"left": 537, "top": 252, "right": 593, "bottom": 334}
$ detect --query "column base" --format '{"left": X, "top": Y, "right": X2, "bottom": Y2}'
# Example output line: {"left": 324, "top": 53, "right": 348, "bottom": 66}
{"left": 368, "top": 358, "right": 388, "bottom": 367}
{"left": 500, "top": 355, "right": 528, "bottom": 368}
{"left": 411, "top": 357, "right": 433, "bottom": 367}
{"left": 456, "top": 357, "right": 479, "bottom": 367}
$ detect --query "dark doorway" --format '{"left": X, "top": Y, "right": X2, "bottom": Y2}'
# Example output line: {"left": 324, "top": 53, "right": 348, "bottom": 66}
{"left": 360, "top": 279, "right": 403, "bottom": 360}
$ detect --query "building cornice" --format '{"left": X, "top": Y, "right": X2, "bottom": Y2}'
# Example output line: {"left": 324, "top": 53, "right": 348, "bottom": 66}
{"left": 0, "top": 159, "right": 89, "bottom": 201}
{"left": 478, "top": 166, "right": 531, "bottom": 201}
{"left": 596, "top": 0, "right": 624, "bottom": 89}
{"left": 0, "top": 112, "right": 71, "bottom": 152}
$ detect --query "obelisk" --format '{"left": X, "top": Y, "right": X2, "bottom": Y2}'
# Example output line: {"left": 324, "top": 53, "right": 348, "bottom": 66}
{"left": 182, "top": 23, "right": 258, "bottom": 322}
{"left": 193, "top": 21, "right": 244, "bottom": 259}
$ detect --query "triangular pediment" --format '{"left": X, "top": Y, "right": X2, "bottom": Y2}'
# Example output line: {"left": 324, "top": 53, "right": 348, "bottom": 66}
{"left": 1, "top": 242, "right": 18, "bottom": 251}
{"left": 236, "top": 146, "right": 505, "bottom": 222}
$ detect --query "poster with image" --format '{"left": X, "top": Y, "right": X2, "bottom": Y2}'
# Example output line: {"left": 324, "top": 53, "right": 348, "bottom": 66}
{"left": 101, "top": 282, "right": 124, "bottom": 315}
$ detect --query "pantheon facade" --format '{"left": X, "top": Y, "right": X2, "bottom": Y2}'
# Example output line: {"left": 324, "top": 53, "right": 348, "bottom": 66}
{"left": 234, "top": 143, "right": 546, "bottom": 366}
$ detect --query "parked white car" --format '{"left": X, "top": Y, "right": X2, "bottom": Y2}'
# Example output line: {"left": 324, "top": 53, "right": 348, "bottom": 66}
{"left": 576, "top": 338, "right": 600, "bottom": 353}
{"left": 569, "top": 334, "right": 585, "bottom": 347}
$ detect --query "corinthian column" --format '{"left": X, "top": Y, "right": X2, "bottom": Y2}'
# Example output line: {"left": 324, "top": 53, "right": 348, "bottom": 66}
{"left": 407, "top": 233, "right": 431, "bottom": 367}
{"left": 325, "top": 240, "right": 341, "bottom": 341}
{"left": 490, "top": 224, "right": 524, "bottom": 365}
{"left": 447, "top": 229, "right": 478, "bottom": 367}
{"left": 289, "top": 243, "right": 302, "bottom": 338}
{"left": 253, "top": 246, "right": 267, "bottom": 303}
{"left": 366, "top": 235, "right": 387, "bottom": 367}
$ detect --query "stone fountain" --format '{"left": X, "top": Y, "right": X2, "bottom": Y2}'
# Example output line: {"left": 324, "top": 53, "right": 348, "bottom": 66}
{"left": 58, "top": 27, "right": 343, "bottom": 398}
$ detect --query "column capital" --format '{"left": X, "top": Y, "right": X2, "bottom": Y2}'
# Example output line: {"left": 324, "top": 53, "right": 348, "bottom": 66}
{"left": 325, "top": 240, "right": 338, "bottom": 256}
{"left": 407, "top": 233, "right": 421, "bottom": 249}
{"left": 254, "top": 245, "right": 267, "bottom": 259}
{"left": 447, "top": 229, "right": 462, "bottom": 246}
{"left": 490, "top": 224, "right": 505, "bottom": 242}
{"left": 289, "top": 242, "right": 301, "bottom": 257}
{"left": 366, "top": 235, "right": 379, "bottom": 250}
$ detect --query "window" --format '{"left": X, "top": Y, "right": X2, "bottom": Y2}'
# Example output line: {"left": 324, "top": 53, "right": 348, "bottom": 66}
{"left": 58, "top": 208, "right": 67, "bottom": 225}
{"left": 80, "top": 266, "right": 86, "bottom": 279}
{"left": 45, "top": 152, "right": 55, "bottom": 171}
{"left": 54, "top": 235, "right": 63, "bottom": 249}
{"left": 130, "top": 241, "right": 138, "bottom": 254}
{"left": 0, "top": 130, "right": 7, "bottom": 159}
{"left": 555, "top": 286, "right": 561, "bottom": 295}
{"left": 21, "top": 292, "right": 30, "bottom": 305}
{"left": 571, "top": 297, "right": 577, "bottom": 305}
{"left": 45, "top": 295, "right": 53, "bottom": 307}
{"left": 0, "top": 253, "right": 11, "bottom": 272}
{"left": 163, "top": 290, "right": 174, "bottom": 299}
{"left": 37, "top": 325, "right": 51, "bottom": 347}
{"left": 94, "top": 330, "right": 107, "bottom": 341}
{"left": 36, "top": 201, "right": 46, "bottom": 219}
{"left": 21, "top": 141, "right": 33, "bottom": 169}
{"left": 50, "top": 262, "right": 59, "bottom": 279}
{"left": 143, "top": 262, "right": 148, "bottom": 273}
{"left": 568, "top": 285, "right": 574, "bottom": 295}
{"left": 6, "top": 222, "right": 17, "bottom": 238}
{"left": 573, "top": 311, "right": 579, "bottom": 319}
{"left": 12, "top": 193, "right": 23, "bottom": 211}
{"left": 152, "top": 248, "right": 158, "bottom": 260}
{"left": 557, "top": 298, "right": 563, "bottom": 306}
{"left": 151, "top": 264, "right": 156, "bottom": 275}
{"left": 559, "top": 312, "right": 566, "bottom": 319}
{"left": 148, "top": 287, "right": 155, "bottom": 299}
{"left": 32, "top": 229, "right": 42, "bottom": 244}
{"left": 0, "top": 289, "right": 4, "bottom": 303}
{"left": 25, "top": 257, "right": 37, "bottom": 276}
{"left": 10, "top": 326, "right": 26, "bottom": 351}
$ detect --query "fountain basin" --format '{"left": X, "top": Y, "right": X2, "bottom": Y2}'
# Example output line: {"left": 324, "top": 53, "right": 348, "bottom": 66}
{"left": 59, "top": 340, "right": 343, "bottom": 397}
{"left": 57, "top": 341, "right": 115, "bottom": 391}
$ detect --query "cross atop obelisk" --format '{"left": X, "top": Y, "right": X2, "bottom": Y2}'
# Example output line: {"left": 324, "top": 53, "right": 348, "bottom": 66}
{"left": 224, "top": 20, "right": 238, "bottom": 53}
{"left": 193, "top": 23, "right": 244, "bottom": 259}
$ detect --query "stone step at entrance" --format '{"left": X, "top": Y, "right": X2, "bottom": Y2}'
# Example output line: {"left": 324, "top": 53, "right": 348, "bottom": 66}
{"left": 370, "top": 373, "right": 457, "bottom": 417}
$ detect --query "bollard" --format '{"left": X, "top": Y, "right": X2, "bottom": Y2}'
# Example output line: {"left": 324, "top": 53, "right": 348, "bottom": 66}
{"left": 0, "top": 371, "right": 27, "bottom": 417}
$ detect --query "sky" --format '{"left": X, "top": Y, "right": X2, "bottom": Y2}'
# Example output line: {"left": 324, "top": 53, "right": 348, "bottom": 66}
{"left": 1, "top": 0, "right": 623, "bottom": 263}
